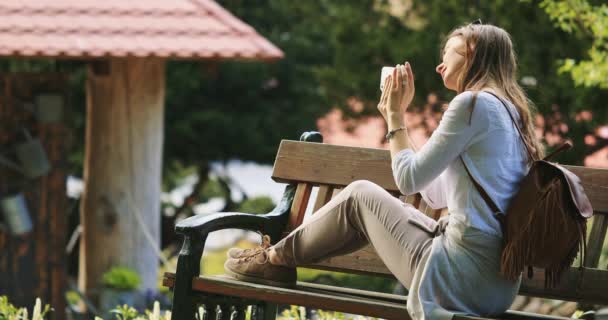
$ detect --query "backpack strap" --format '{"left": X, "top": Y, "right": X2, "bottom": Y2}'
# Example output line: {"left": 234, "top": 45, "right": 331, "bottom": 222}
{"left": 482, "top": 90, "right": 572, "bottom": 161}
{"left": 459, "top": 156, "right": 505, "bottom": 230}
{"left": 463, "top": 91, "right": 572, "bottom": 214}
{"left": 458, "top": 90, "right": 525, "bottom": 231}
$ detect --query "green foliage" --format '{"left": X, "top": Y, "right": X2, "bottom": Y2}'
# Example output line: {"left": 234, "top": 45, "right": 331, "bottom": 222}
{"left": 237, "top": 196, "right": 276, "bottom": 214}
{"left": 278, "top": 305, "right": 308, "bottom": 320}
{"left": 109, "top": 305, "right": 140, "bottom": 320}
{"left": 162, "top": 2, "right": 335, "bottom": 175}
{"left": 65, "top": 291, "right": 80, "bottom": 308}
{"left": 540, "top": 0, "right": 608, "bottom": 88}
{"left": 0, "top": 296, "right": 52, "bottom": 320}
{"left": 200, "top": 178, "right": 226, "bottom": 200}
{"left": 0, "top": 59, "right": 62, "bottom": 73}
{"left": 315, "top": 309, "right": 350, "bottom": 320}
{"left": 0, "top": 296, "right": 22, "bottom": 320}
{"left": 101, "top": 267, "right": 142, "bottom": 290}
{"left": 94, "top": 301, "right": 171, "bottom": 320}
{"left": 277, "top": 304, "right": 371, "bottom": 320}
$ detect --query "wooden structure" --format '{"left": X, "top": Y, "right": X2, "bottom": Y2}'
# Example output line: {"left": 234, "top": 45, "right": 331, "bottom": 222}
{"left": 164, "top": 132, "right": 608, "bottom": 320}
{"left": 0, "top": 74, "right": 69, "bottom": 316}
{"left": 0, "top": 0, "right": 284, "bottom": 310}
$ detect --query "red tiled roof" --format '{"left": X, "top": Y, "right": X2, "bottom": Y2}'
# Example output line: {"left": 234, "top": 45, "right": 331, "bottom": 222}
{"left": 0, "top": 0, "right": 284, "bottom": 60}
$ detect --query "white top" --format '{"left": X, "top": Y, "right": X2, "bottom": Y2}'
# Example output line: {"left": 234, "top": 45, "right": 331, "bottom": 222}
{"left": 392, "top": 91, "right": 530, "bottom": 320}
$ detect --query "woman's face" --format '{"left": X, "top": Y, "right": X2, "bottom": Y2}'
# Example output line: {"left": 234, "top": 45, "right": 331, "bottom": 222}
{"left": 436, "top": 36, "right": 467, "bottom": 91}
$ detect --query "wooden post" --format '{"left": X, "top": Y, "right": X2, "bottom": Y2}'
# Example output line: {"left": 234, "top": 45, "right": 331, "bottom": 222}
{"left": 0, "top": 74, "right": 69, "bottom": 320}
{"left": 79, "top": 58, "right": 165, "bottom": 296}
{"left": 40, "top": 123, "right": 69, "bottom": 320}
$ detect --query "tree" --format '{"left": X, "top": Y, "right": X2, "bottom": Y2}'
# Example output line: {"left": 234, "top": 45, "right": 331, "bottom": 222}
{"left": 538, "top": 0, "right": 608, "bottom": 89}
{"left": 220, "top": 0, "right": 606, "bottom": 161}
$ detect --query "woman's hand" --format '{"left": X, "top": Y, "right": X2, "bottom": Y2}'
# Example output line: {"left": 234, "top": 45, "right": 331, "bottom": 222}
{"left": 377, "top": 62, "right": 415, "bottom": 122}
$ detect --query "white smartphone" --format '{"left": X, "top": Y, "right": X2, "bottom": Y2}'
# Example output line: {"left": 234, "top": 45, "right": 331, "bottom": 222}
{"left": 380, "top": 66, "right": 395, "bottom": 91}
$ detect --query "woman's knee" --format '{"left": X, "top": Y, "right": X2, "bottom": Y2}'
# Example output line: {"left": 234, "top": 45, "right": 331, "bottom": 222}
{"left": 344, "top": 180, "right": 383, "bottom": 200}
{"left": 347, "top": 179, "right": 377, "bottom": 191}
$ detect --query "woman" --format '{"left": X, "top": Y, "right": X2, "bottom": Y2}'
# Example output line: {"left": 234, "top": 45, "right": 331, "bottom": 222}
{"left": 224, "top": 23, "right": 545, "bottom": 319}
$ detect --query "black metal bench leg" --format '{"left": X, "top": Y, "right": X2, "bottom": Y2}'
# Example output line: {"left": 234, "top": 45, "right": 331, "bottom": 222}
{"left": 170, "top": 234, "right": 204, "bottom": 320}
{"left": 250, "top": 305, "right": 260, "bottom": 320}
{"left": 229, "top": 304, "right": 246, "bottom": 320}
{"left": 198, "top": 303, "right": 213, "bottom": 320}
{"left": 255, "top": 303, "right": 277, "bottom": 320}
{"left": 214, "top": 304, "right": 225, "bottom": 320}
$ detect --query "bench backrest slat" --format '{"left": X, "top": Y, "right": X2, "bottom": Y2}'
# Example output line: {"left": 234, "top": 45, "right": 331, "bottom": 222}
{"left": 565, "top": 166, "right": 608, "bottom": 213}
{"left": 313, "top": 185, "right": 334, "bottom": 213}
{"left": 272, "top": 141, "right": 398, "bottom": 192}
{"left": 288, "top": 183, "right": 313, "bottom": 230}
{"left": 272, "top": 140, "right": 608, "bottom": 213}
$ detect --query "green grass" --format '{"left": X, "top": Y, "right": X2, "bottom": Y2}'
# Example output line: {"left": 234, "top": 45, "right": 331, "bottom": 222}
{"left": 202, "top": 248, "right": 232, "bottom": 275}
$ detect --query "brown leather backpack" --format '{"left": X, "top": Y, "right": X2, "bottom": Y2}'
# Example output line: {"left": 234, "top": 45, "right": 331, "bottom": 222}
{"left": 460, "top": 91, "right": 594, "bottom": 288}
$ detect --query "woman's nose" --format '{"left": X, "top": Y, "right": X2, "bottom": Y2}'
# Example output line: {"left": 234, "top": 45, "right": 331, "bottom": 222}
{"left": 436, "top": 63, "right": 445, "bottom": 74}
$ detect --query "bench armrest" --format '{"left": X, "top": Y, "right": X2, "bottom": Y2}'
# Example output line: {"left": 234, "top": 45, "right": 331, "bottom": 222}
{"left": 175, "top": 183, "right": 296, "bottom": 242}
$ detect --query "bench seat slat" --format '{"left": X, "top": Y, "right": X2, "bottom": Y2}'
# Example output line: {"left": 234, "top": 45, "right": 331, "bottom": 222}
{"left": 162, "top": 273, "right": 572, "bottom": 320}
{"left": 520, "top": 267, "right": 608, "bottom": 305}
{"left": 297, "top": 281, "right": 407, "bottom": 304}
{"left": 163, "top": 273, "right": 410, "bottom": 320}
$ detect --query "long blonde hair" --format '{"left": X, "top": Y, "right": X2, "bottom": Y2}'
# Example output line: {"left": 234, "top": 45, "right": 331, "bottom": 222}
{"left": 445, "top": 23, "right": 545, "bottom": 163}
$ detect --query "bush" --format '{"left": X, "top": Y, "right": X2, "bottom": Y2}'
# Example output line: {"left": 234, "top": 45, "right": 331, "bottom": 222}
{"left": 98, "top": 302, "right": 171, "bottom": 320}
{"left": 237, "top": 196, "right": 275, "bottom": 214}
{"left": 102, "top": 267, "right": 142, "bottom": 290}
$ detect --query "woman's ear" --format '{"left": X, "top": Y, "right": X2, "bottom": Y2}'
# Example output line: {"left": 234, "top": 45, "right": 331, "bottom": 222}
{"left": 466, "top": 40, "right": 476, "bottom": 55}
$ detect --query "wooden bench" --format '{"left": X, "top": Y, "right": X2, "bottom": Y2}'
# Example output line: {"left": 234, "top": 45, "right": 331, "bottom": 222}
{"left": 164, "top": 132, "right": 608, "bottom": 320}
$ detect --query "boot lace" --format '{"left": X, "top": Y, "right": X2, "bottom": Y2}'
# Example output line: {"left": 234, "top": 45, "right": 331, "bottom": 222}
{"left": 239, "top": 234, "right": 272, "bottom": 263}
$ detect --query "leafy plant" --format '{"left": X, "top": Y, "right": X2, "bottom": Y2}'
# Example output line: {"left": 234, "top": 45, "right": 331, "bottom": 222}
{"left": 277, "top": 305, "right": 359, "bottom": 320}
{"left": 101, "top": 267, "right": 142, "bottom": 290}
{"left": 0, "top": 296, "right": 52, "bottom": 320}
{"left": 109, "top": 305, "right": 140, "bottom": 320}
{"left": 93, "top": 301, "right": 171, "bottom": 320}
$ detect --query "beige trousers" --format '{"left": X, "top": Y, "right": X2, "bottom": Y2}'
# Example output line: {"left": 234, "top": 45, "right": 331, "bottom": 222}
{"left": 273, "top": 180, "right": 440, "bottom": 289}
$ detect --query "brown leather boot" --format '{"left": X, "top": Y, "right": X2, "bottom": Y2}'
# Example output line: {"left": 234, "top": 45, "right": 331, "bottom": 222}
{"left": 227, "top": 235, "right": 271, "bottom": 259}
{"left": 224, "top": 242, "right": 296, "bottom": 288}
